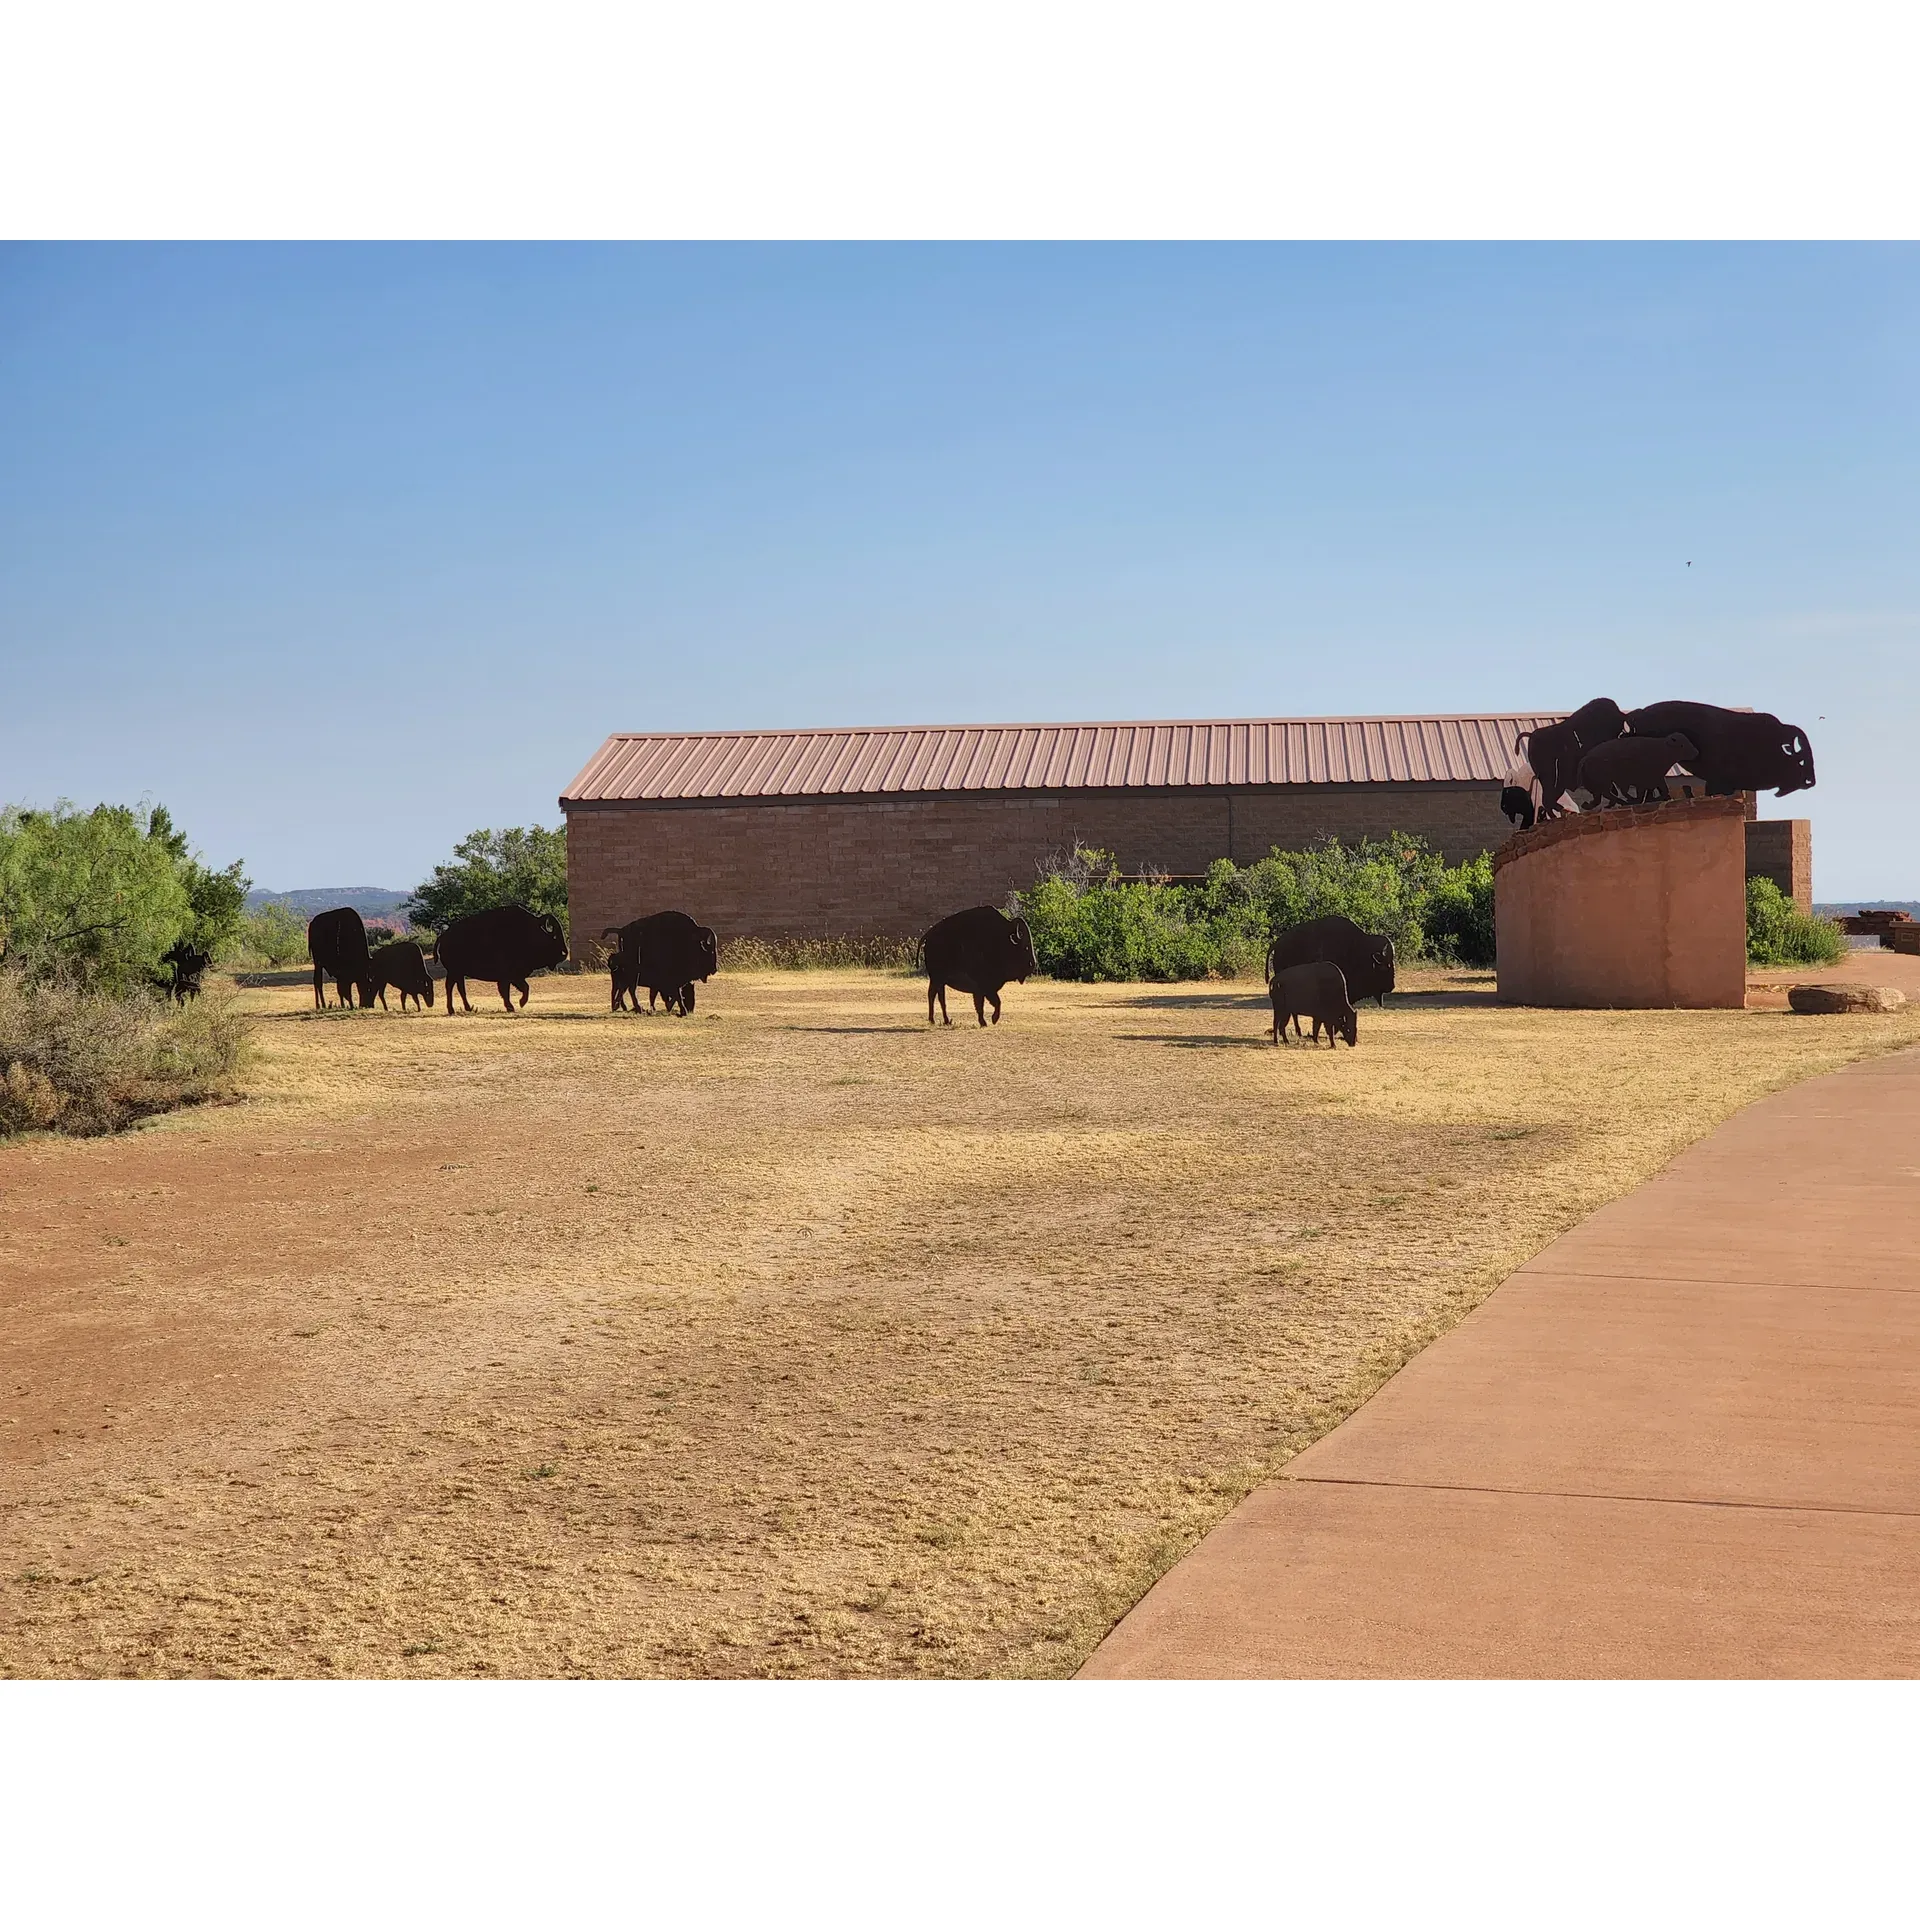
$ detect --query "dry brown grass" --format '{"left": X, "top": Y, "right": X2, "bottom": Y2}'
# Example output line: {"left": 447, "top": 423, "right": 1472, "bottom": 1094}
{"left": 0, "top": 972, "right": 251, "bottom": 1136}
{"left": 2, "top": 966, "right": 1913, "bottom": 1678}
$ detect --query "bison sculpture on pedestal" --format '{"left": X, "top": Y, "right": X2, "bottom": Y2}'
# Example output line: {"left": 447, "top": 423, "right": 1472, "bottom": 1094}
{"left": 1622, "top": 701, "right": 1814, "bottom": 798}
{"left": 1518, "top": 697, "right": 1627, "bottom": 821}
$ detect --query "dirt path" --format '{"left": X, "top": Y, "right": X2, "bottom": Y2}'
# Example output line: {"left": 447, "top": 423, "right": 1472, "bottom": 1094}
{"left": 1082, "top": 1024, "right": 1920, "bottom": 1677}
{"left": 5, "top": 963, "right": 1914, "bottom": 1678}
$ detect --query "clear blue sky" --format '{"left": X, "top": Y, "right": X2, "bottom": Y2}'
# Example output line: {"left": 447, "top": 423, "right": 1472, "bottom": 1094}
{"left": 2, "top": 244, "right": 1914, "bottom": 898}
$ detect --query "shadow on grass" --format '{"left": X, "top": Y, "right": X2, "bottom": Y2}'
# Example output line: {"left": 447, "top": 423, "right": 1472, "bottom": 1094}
{"left": 780, "top": 1024, "right": 927, "bottom": 1035}
{"left": 1098, "top": 987, "right": 1501, "bottom": 1013}
{"left": 280, "top": 1007, "right": 631, "bottom": 1024}
{"left": 1113, "top": 1031, "right": 1276, "bottom": 1049}
{"left": 1096, "top": 991, "right": 1270, "bottom": 1012}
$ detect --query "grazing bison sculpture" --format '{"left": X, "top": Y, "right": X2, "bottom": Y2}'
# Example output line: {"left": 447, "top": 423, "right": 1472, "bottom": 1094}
{"left": 921, "top": 905, "right": 1036, "bottom": 1027}
{"left": 1623, "top": 701, "right": 1815, "bottom": 798}
{"left": 1269, "top": 961, "right": 1358, "bottom": 1049}
{"left": 603, "top": 911, "right": 719, "bottom": 1017}
{"left": 1517, "top": 697, "right": 1626, "bottom": 820}
{"left": 369, "top": 940, "right": 435, "bottom": 1011}
{"left": 1498, "top": 745, "right": 1538, "bottom": 832}
{"left": 1266, "top": 915, "right": 1394, "bottom": 1009}
{"left": 1500, "top": 783, "right": 1537, "bottom": 832}
{"left": 307, "top": 907, "right": 375, "bottom": 1010}
{"left": 435, "top": 906, "right": 569, "bottom": 1013}
{"left": 161, "top": 940, "right": 210, "bottom": 1003}
{"left": 1576, "top": 732, "right": 1698, "bottom": 808}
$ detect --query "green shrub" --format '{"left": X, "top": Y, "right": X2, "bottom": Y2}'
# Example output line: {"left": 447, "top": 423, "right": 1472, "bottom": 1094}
{"left": 1, "top": 802, "right": 191, "bottom": 990}
{"left": 1747, "top": 878, "right": 1847, "bottom": 966}
{"left": 0, "top": 969, "right": 251, "bottom": 1137}
{"left": 145, "top": 806, "right": 250, "bottom": 961}
{"left": 1214, "top": 833, "right": 1444, "bottom": 966}
{"left": 1419, "top": 852, "right": 1497, "bottom": 967}
{"left": 1018, "top": 860, "right": 1217, "bottom": 982}
{"left": 1014, "top": 835, "right": 1500, "bottom": 982}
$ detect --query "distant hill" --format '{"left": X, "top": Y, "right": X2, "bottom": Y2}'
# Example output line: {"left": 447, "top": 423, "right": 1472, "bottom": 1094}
{"left": 248, "top": 887, "right": 410, "bottom": 915}
{"left": 1816, "top": 901, "right": 1920, "bottom": 917}
{"left": 248, "top": 887, "right": 415, "bottom": 931}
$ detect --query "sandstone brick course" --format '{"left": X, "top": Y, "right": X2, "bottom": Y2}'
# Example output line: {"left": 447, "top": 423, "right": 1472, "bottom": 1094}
{"left": 564, "top": 784, "right": 1516, "bottom": 952}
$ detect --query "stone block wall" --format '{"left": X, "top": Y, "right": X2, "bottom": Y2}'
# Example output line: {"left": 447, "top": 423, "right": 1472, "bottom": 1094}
{"left": 1744, "top": 818, "right": 1812, "bottom": 912}
{"left": 564, "top": 782, "right": 1514, "bottom": 954}
{"left": 1493, "top": 796, "right": 1749, "bottom": 1009}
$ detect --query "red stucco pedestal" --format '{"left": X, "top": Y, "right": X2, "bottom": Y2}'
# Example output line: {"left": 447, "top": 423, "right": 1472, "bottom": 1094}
{"left": 1494, "top": 795, "right": 1748, "bottom": 1009}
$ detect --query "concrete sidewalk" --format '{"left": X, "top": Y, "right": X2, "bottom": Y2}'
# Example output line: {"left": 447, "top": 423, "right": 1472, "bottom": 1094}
{"left": 1082, "top": 1038, "right": 1920, "bottom": 1678}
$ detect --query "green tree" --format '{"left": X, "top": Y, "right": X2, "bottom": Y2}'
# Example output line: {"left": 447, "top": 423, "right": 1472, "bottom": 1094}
{"left": 0, "top": 803, "right": 193, "bottom": 990}
{"left": 146, "top": 806, "right": 250, "bottom": 959}
{"left": 405, "top": 825, "right": 568, "bottom": 936}
{"left": 237, "top": 900, "right": 310, "bottom": 967}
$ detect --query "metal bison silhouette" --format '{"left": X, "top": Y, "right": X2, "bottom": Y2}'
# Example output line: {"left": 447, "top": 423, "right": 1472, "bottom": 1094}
{"left": 921, "top": 906, "right": 1036, "bottom": 1027}
{"left": 1517, "top": 698, "right": 1627, "bottom": 822}
{"left": 435, "top": 906, "right": 569, "bottom": 1013}
{"left": 1576, "top": 731, "right": 1699, "bottom": 808}
{"left": 1269, "top": 960, "right": 1358, "bottom": 1048}
{"left": 307, "top": 907, "right": 375, "bottom": 1010}
{"left": 1508, "top": 696, "right": 1815, "bottom": 822}
{"left": 1266, "top": 915, "right": 1394, "bottom": 1009}
{"left": 369, "top": 940, "right": 435, "bottom": 1011}
{"left": 603, "top": 910, "right": 718, "bottom": 1016}
{"left": 161, "top": 940, "right": 211, "bottom": 1003}
{"left": 1622, "top": 700, "right": 1814, "bottom": 798}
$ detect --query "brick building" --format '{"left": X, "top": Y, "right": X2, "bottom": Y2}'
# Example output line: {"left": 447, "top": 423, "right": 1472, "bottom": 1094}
{"left": 559, "top": 713, "right": 1559, "bottom": 953}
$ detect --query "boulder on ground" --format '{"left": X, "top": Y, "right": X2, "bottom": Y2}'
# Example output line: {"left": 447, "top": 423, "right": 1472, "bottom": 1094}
{"left": 1787, "top": 983, "right": 1907, "bottom": 1015}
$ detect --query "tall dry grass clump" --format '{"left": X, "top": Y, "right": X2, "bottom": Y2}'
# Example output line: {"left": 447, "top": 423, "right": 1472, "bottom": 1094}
{"left": 0, "top": 969, "right": 251, "bottom": 1137}
{"left": 721, "top": 934, "right": 921, "bottom": 972}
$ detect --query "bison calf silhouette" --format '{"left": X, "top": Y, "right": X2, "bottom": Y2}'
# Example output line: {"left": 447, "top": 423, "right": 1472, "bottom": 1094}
{"left": 435, "top": 906, "right": 568, "bottom": 1013}
{"left": 307, "top": 907, "right": 375, "bottom": 1010}
{"left": 921, "top": 906, "right": 1036, "bottom": 1027}
{"left": 1269, "top": 960, "right": 1357, "bottom": 1048}
{"left": 1577, "top": 732, "right": 1698, "bottom": 808}
{"left": 369, "top": 940, "right": 435, "bottom": 1011}
{"left": 603, "top": 911, "right": 719, "bottom": 1017}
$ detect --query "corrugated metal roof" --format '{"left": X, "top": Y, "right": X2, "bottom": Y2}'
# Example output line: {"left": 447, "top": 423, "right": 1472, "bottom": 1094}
{"left": 561, "top": 714, "right": 1561, "bottom": 804}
